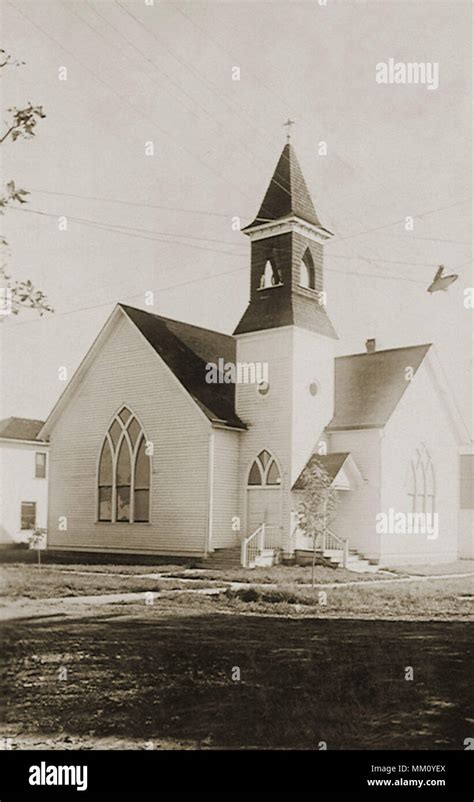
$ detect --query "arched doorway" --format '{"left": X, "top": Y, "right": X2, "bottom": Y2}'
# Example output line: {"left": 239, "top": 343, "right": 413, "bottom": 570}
{"left": 246, "top": 450, "right": 282, "bottom": 540}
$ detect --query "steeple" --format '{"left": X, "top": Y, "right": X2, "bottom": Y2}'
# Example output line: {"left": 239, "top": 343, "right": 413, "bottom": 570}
{"left": 243, "top": 143, "right": 323, "bottom": 231}
{"left": 234, "top": 143, "right": 337, "bottom": 339}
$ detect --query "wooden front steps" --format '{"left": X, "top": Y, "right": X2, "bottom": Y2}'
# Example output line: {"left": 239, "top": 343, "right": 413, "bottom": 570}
{"left": 204, "top": 545, "right": 242, "bottom": 569}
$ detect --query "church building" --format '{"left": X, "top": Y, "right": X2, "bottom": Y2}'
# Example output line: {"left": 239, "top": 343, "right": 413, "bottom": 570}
{"left": 39, "top": 143, "right": 470, "bottom": 567}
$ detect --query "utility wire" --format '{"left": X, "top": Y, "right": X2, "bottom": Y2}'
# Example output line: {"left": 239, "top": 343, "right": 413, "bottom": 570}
{"left": 7, "top": 1, "right": 257, "bottom": 206}
{"left": 26, "top": 189, "right": 233, "bottom": 219}
{"left": 10, "top": 207, "right": 247, "bottom": 256}
{"left": 28, "top": 187, "right": 472, "bottom": 248}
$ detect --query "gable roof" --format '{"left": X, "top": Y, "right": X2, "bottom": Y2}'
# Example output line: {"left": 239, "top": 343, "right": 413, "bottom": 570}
{"left": 0, "top": 417, "right": 46, "bottom": 442}
{"left": 292, "top": 452, "right": 364, "bottom": 491}
{"left": 293, "top": 452, "right": 350, "bottom": 489}
{"left": 326, "top": 344, "right": 432, "bottom": 431}
{"left": 119, "top": 305, "right": 246, "bottom": 429}
{"left": 243, "top": 144, "right": 324, "bottom": 230}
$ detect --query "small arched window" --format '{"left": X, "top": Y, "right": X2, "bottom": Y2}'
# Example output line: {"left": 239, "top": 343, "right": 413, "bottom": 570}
{"left": 98, "top": 406, "right": 151, "bottom": 523}
{"left": 299, "top": 249, "right": 315, "bottom": 289}
{"left": 247, "top": 450, "right": 281, "bottom": 487}
{"left": 259, "top": 260, "right": 282, "bottom": 289}
{"left": 407, "top": 444, "right": 435, "bottom": 514}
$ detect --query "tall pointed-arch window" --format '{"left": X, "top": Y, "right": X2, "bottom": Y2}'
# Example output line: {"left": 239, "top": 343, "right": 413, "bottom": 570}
{"left": 299, "top": 249, "right": 315, "bottom": 289}
{"left": 259, "top": 260, "right": 282, "bottom": 289}
{"left": 98, "top": 406, "right": 151, "bottom": 523}
{"left": 247, "top": 450, "right": 281, "bottom": 486}
{"left": 407, "top": 444, "right": 435, "bottom": 514}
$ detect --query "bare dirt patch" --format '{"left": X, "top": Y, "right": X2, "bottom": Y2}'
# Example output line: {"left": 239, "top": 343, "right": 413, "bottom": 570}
{"left": 2, "top": 609, "right": 473, "bottom": 750}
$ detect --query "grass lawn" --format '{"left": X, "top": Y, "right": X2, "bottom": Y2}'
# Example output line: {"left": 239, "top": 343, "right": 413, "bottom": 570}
{"left": 0, "top": 564, "right": 208, "bottom": 600}
{"left": 0, "top": 561, "right": 396, "bottom": 603}
{"left": 165, "top": 564, "right": 393, "bottom": 584}
{"left": 220, "top": 576, "right": 474, "bottom": 619}
{"left": 2, "top": 607, "right": 472, "bottom": 749}
{"left": 1, "top": 564, "right": 473, "bottom": 619}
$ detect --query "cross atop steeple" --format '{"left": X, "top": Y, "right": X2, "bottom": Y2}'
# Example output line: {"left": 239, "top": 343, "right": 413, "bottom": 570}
{"left": 283, "top": 118, "right": 295, "bottom": 142}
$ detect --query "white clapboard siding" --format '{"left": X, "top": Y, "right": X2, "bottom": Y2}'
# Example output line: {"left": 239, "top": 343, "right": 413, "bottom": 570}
{"left": 235, "top": 328, "right": 294, "bottom": 551}
{"left": 291, "top": 326, "right": 336, "bottom": 484}
{"left": 326, "top": 428, "right": 382, "bottom": 561}
{"left": 381, "top": 359, "right": 459, "bottom": 564}
{"left": 211, "top": 428, "right": 241, "bottom": 549}
{"left": 47, "top": 313, "right": 211, "bottom": 555}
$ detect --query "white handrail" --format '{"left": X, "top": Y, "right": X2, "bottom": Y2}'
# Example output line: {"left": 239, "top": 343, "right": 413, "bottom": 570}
{"left": 241, "top": 523, "right": 284, "bottom": 567}
{"left": 241, "top": 524, "right": 264, "bottom": 567}
{"left": 315, "top": 528, "right": 349, "bottom": 568}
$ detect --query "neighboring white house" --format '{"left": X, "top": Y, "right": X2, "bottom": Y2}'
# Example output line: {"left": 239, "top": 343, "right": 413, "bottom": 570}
{"left": 38, "top": 143, "right": 472, "bottom": 567}
{"left": 0, "top": 418, "right": 49, "bottom": 546}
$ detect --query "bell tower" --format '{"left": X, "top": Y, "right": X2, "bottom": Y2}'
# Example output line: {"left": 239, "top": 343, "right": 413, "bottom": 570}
{"left": 234, "top": 141, "right": 338, "bottom": 554}
{"left": 234, "top": 142, "right": 337, "bottom": 339}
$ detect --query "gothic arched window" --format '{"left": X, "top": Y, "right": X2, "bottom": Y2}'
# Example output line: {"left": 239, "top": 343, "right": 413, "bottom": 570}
{"left": 407, "top": 444, "right": 435, "bottom": 514}
{"left": 299, "top": 249, "right": 315, "bottom": 289}
{"left": 247, "top": 450, "right": 281, "bottom": 486}
{"left": 98, "top": 406, "right": 151, "bottom": 523}
{"left": 259, "top": 260, "right": 282, "bottom": 289}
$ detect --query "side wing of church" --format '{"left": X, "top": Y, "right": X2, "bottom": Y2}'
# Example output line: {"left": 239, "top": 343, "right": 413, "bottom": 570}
{"left": 39, "top": 143, "right": 470, "bottom": 567}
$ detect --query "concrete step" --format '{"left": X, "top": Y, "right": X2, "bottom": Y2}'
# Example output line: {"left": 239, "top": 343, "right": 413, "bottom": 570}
{"left": 251, "top": 548, "right": 276, "bottom": 568}
{"left": 345, "top": 560, "right": 380, "bottom": 573}
{"left": 320, "top": 548, "right": 380, "bottom": 573}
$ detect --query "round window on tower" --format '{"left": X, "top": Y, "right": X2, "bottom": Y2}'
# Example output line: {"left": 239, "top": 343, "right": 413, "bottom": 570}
{"left": 309, "top": 381, "right": 319, "bottom": 396}
{"left": 257, "top": 380, "right": 270, "bottom": 396}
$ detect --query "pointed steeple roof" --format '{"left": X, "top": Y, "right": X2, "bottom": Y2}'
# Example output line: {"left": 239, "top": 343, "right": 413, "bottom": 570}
{"left": 244, "top": 143, "right": 323, "bottom": 230}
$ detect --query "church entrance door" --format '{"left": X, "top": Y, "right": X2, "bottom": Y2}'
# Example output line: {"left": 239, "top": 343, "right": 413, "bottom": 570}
{"left": 246, "top": 451, "right": 282, "bottom": 547}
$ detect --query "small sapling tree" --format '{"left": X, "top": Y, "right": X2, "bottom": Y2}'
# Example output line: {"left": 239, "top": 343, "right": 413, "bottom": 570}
{"left": 298, "top": 460, "right": 339, "bottom": 588}
{"left": 28, "top": 527, "right": 46, "bottom": 569}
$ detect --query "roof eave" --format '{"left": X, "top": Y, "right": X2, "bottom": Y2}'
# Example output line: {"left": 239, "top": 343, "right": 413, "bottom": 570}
{"left": 39, "top": 304, "right": 125, "bottom": 439}
{"left": 241, "top": 214, "right": 333, "bottom": 239}
{"left": 325, "top": 423, "right": 385, "bottom": 432}
{"left": 0, "top": 437, "right": 49, "bottom": 445}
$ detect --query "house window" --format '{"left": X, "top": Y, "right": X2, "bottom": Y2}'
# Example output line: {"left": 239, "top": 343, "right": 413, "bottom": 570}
{"left": 247, "top": 450, "right": 281, "bottom": 487}
{"left": 21, "top": 501, "right": 36, "bottom": 530}
{"left": 97, "top": 407, "right": 151, "bottom": 523}
{"left": 407, "top": 444, "right": 435, "bottom": 514}
{"left": 299, "top": 249, "right": 315, "bottom": 289}
{"left": 35, "top": 452, "right": 47, "bottom": 478}
{"left": 259, "top": 260, "right": 282, "bottom": 289}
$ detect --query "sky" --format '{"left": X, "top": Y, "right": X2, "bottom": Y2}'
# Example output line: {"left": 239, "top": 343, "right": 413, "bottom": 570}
{"left": 0, "top": 0, "right": 472, "bottom": 434}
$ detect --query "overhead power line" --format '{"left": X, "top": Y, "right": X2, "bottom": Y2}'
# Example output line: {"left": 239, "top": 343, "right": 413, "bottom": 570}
{"left": 23, "top": 189, "right": 473, "bottom": 249}
{"left": 7, "top": 0, "right": 257, "bottom": 207}
{"left": 10, "top": 207, "right": 247, "bottom": 256}
{"left": 27, "top": 188, "right": 233, "bottom": 219}
{"left": 13, "top": 205, "right": 470, "bottom": 272}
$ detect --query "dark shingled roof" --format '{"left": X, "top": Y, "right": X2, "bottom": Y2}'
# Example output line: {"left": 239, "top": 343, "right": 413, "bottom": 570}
{"left": 234, "top": 291, "right": 338, "bottom": 338}
{"left": 120, "top": 305, "right": 246, "bottom": 429}
{"left": 0, "top": 417, "right": 46, "bottom": 441}
{"left": 326, "top": 344, "right": 432, "bottom": 431}
{"left": 293, "top": 452, "right": 350, "bottom": 490}
{"left": 243, "top": 144, "right": 324, "bottom": 230}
